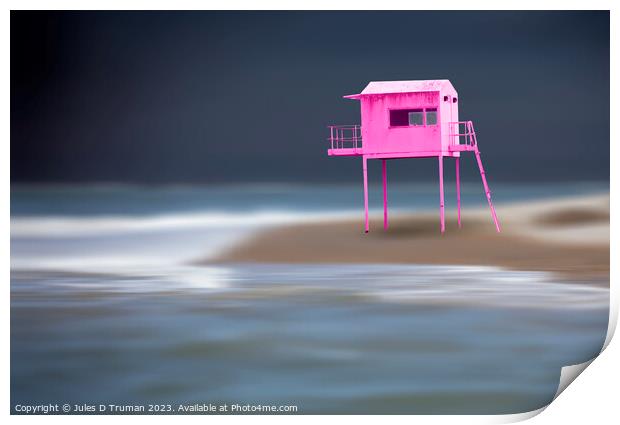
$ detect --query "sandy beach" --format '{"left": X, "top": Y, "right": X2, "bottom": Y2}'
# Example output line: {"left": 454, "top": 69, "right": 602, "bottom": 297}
{"left": 209, "top": 194, "right": 609, "bottom": 283}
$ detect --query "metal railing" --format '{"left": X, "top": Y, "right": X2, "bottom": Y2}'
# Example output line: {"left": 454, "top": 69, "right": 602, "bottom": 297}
{"left": 328, "top": 122, "right": 476, "bottom": 151}
{"left": 448, "top": 121, "right": 477, "bottom": 148}
{"left": 328, "top": 125, "right": 362, "bottom": 150}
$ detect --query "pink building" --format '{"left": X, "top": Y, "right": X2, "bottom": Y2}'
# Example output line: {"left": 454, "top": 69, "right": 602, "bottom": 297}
{"left": 328, "top": 79, "right": 500, "bottom": 233}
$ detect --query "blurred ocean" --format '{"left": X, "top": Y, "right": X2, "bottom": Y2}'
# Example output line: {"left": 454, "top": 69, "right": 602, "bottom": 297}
{"left": 11, "top": 182, "right": 609, "bottom": 414}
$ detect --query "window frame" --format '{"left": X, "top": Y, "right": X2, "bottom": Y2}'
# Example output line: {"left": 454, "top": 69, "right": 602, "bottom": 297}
{"left": 388, "top": 106, "right": 439, "bottom": 128}
{"left": 425, "top": 108, "right": 438, "bottom": 126}
{"left": 407, "top": 109, "right": 425, "bottom": 127}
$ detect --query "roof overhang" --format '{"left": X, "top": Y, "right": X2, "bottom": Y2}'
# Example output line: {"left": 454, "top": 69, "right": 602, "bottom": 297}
{"left": 343, "top": 80, "right": 455, "bottom": 100}
{"left": 362, "top": 80, "right": 450, "bottom": 94}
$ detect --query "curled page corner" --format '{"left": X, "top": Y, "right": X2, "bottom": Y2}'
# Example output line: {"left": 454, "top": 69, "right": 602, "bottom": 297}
{"left": 521, "top": 286, "right": 616, "bottom": 420}
{"left": 492, "top": 406, "right": 547, "bottom": 424}
{"left": 602, "top": 295, "right": 617, "bottom": 351}
{"left": 553, "top": 358, "right": 595, "bottom": 401}
{"left": 492, "top": 355, "right": 602, "bottom": 423}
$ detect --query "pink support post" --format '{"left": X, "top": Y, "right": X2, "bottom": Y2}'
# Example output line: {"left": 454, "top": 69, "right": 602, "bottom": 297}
{"left": 439, "top": 155, "right": 445, "bottom": 233}
{"left": 382, "top": 159, "right": 388, "bottom": 230}
{"left": 456, "top": 157, "right": 461, "bottom": 228}
{"left": 474, "top": 147, "right": 501, "bottom": 233}
{"left": 363, "top": 156, "right": 369, "bottom": 233}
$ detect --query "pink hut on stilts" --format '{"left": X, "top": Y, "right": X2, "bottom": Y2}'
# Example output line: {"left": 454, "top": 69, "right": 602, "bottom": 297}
{"left": 327, "top": 80, "right": 500, "bottom": 233}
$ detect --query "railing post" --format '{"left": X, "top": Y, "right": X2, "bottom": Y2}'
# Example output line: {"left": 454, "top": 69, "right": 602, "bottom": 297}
{"left": 469, "top": 121, "right": 477, "bottom": 147}
{"left": 338, "top": 127, "right": 342, "bottom": 149}
{"left": 453, "top": 122, "right": 457, "bottom": 147}
{"left": 358, "top": 125, "right": 361, "bottom": 149}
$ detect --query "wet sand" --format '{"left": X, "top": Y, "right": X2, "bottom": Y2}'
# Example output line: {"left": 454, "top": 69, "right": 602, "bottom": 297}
{"left": 207, "top": 194, "right": 609, "bottom": 283}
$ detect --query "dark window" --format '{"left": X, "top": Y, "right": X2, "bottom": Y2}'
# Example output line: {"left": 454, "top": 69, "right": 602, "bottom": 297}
{"left": 425, "top": 108, "right": 437, "bottom": 125}
{"left": 453, "top": 97, "right": 458, "bottom": 103}
{"left": 443, "top": 95, "right": 449, "bottom": 101}
{"left": 389, "top": 109, "right": 410, "bottom": 126}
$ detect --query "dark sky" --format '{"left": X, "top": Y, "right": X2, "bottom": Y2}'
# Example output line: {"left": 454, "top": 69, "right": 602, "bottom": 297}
{"left": 11, "top": 11, "right": 609, "bottom": 184}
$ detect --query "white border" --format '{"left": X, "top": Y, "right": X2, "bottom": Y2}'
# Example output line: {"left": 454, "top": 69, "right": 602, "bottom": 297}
{"left": 3, "top": 2, "right": 616, "bottom": 423}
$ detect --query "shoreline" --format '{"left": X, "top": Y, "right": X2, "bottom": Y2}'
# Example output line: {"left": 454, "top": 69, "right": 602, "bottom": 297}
{"left": 204, "top": 194, "right": 609, "bottom": 283}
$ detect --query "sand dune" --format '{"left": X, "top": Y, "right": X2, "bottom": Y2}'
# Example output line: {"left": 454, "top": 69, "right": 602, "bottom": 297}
{"left": 207, "top": 194, "right": 609, "bottom": 283}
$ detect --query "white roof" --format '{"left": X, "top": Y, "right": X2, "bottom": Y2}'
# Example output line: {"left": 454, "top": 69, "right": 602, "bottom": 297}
{"left": 344, "top": 80, "right": 456, "bottom": 99}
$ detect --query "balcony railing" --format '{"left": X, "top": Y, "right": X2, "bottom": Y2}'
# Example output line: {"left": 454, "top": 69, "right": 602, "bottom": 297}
{"left": 327, "top": 122, "right": 477, "bottom": 154}
{"left": 448, "top": 121, "right": 478, "bottom": 149}
{"left": 328, "top": 125, "right": 362, "bottom": 151}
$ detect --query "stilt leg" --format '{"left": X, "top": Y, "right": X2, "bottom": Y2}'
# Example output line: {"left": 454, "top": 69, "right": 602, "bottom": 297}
{"left": 439, "top": 155, "right": 445, "bottom": 233}
{"left": 474, "top": 147, "right": 501, "bottom": 232}
{"left": 363, "top": 156, "right": 369, "bottom": 233}
{"left": 382, "top": 159, "right": 388, "bottom": 230}
{"left": 456, "top": 156, "right": 461, "bottom": 228}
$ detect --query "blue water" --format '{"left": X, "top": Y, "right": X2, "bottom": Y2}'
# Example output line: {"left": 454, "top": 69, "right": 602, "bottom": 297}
{"left": 10, "top": 183, "right": 609, "bottom": 414}
{"left": 11, "top": 181, "right": 609, "bottom": 216}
